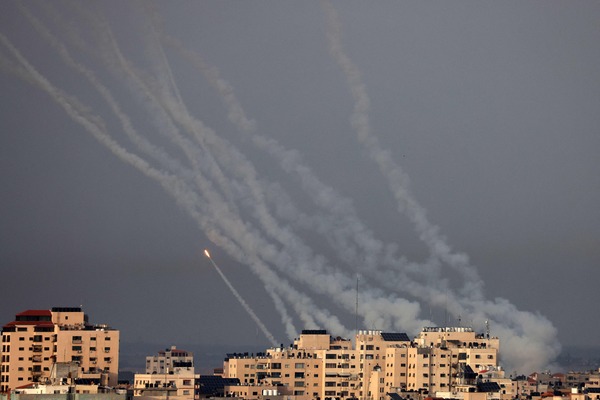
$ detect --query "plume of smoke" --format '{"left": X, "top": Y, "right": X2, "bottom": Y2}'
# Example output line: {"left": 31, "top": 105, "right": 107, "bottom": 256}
{"left": 321, "top": 0, "right": 561, "bottom": 372}
{"left": 2, "top": 2, "right": 563, "bottom": 371}
{"left": 5, "top": 7, "right": 357, "bottom": 341}
{"left": 161, "top": 21, "right": 467, "bottom": 330}
{"left": 141, "top": 22, "right": 436, "bottom": 333}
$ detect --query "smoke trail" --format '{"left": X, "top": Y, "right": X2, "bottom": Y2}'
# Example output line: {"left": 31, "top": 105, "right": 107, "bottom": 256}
{"left": 321, "top": 0, "right": 561, "bottom": 372}
{"left": 205, "top": 250, "right": 278, "bottom": 347}
{"left": 322, "top": 1, "right": 479, "bottom": 292}
{"left": 137, "top": 19, "right": 435, "bottom": 333}
{"left": 2, "top": 2, "right": 562, "bottom": 371}
{"left": 38, "top": 2, "right": 426, "bottom": 338}
{"left": 0, "top": 27, "right": 313, "bottom": 347}
{"left": 17, "top": 4, "right": 356, "bottom": 337}
{"left": 162, "top": 25, "right": 467, "bottom": 325}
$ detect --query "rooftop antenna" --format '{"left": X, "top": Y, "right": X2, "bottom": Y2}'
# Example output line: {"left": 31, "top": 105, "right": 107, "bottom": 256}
{"left": 444, "top": 290, "right": 448, "bottom": 327}
{"left": 485, "top": 320, "right": 490, "bottom": 340}
{"left": 355, "top": 274, "right": 359, "bottom": 336}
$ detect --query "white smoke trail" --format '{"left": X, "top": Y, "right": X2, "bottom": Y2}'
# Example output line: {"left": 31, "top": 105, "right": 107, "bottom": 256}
{"left": 137, "top": 21, "right": 435, "bottom": 333}
{"left": 3, "top": 2, "right": 562, "bottom": 371}
{"left": 322, "top": 1, "right": 479, "bottom": 293}
{"left": 15, "top": 5, "right": 304, "bottom": 345}
{"left": 24, "top": 4, "right": 356, "bottom": 337}
{"left": 321, "top": 0, "right": 561, "bottom": 372}
{"left": 162, "top": 26, "right": 467, "bottom": 325}
{"left": 37, "top": 3, "right": 392, "bottom": 331}
{"left": 0, "top": 27, "right": 314, "bottom": 346}
{"left": 205, "top": 250, "right": 278, "bottom": 347}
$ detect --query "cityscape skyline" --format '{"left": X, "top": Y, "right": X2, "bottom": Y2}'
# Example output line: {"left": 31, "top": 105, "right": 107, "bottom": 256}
{"left": 1, "top": 1, "right": 599, "bottom": 376}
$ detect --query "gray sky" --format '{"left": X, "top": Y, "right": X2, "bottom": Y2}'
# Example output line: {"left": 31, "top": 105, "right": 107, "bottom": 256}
{"left": 1, "top": 1, "right": 599, "bottom": 374}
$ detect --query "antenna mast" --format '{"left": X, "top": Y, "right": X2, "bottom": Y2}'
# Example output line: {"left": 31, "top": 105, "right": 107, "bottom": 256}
{"left": 355, "top": 274, "right": 359, "bottom": 335}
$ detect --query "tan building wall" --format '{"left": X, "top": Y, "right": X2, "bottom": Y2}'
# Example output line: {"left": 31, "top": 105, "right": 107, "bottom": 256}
{"left": 222, "top": 328, "right": 502, "bottom": 400}
{"left": 145, "top": 346, "right": 194, "bottom": 375}
{"left": 133, "top": 372, "right": 196, "bottom": 399}
{"left": 1, "top": 307, "right": 119, "bottom": 392}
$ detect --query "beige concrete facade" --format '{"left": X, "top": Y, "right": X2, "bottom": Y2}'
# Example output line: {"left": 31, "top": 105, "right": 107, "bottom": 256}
{"left": 0, "top": 307, "right": 119, "bottom": 393}
{"left": 133, "top": 372, "right": 197, "bottom": 399}
{"left": 145, "top": 346, "right": 194, "bottom": 375}
{"left": 222, "top": 327, "right": 502, "bottom": 400}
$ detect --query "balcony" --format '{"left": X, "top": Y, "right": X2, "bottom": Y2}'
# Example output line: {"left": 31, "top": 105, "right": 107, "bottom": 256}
{"left": 32, "top": 346, "right": 43, "bottom": 353}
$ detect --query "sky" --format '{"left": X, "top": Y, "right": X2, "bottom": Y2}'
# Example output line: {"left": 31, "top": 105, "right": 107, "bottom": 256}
{"left": 1, "top": 1, "right": 599, "bottom": 374}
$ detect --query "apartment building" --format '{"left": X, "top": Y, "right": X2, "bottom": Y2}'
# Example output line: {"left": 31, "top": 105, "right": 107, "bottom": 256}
{"left": 0, "top": 307, "right": 119, "bottom": 393}
{"left": 145, "top": 345, "right": 194, "bottom": 374}
{"left": 134, "top": 345, "right": 197, "bottom": 399}
{"left": 222, "top": 327, "right": 501, "bottom": 400}
{"left": 133, "top": 372, "right": 196, "bottom": 399}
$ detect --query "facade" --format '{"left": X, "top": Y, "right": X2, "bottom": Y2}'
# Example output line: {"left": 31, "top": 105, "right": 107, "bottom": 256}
{"left": 221, "top": 327, "right": 502, "bottom": 400}
{"left": 0, "top": 307, "right": 119, "bottom": 393}
{"left": 133, "top": 372, "right": 196, "bottom": 399}
{"left": 145, "top": 346, "right": 194, "bottom": 375}
{"left": 133, "top": 345, "right": 197, "bottom": 400}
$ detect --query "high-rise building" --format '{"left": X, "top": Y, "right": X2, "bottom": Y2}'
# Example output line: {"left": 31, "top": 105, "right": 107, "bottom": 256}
{"left": 0, "top": 307, "right": 119, "bottom": 393}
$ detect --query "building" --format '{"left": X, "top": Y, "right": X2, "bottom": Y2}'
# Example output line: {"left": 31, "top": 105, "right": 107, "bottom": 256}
{"left": 132, "top": 373, "right": 196, "bottom": 399}
{"left": 221, "top": 327, "right": 502, "bottom": 400}
{"left": 0, "top": 307, "right": 120, "bottom": 393}
{"left": 133, "top": 346, "right": 197, "bottom": 400}
{"left": 145, "top": 346, "right": 194, "bottom": 375}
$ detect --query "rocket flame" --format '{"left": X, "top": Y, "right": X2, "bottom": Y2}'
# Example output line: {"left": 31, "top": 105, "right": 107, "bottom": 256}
{"left": 204, "top": 249, "right": 211, "bottom": 258}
